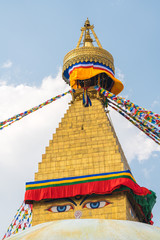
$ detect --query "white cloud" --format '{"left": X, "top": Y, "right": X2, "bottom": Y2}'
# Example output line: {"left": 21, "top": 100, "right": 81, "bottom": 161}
{"left": 108, "top": 107, "right": 160, "bottom": 162}
{"left": 142, "top": 166, "right": 155, "bottom": 179}
{"left": 151, "top": 99, "right": 160, "bottom": 107}
{"left": 1, "top": 60, "right": 13, "bottom": 69}
{"left": 115, "top": 67, "right": 125, "bottom": 83}
{"left": 0, "top": 80, "right": 7, "bottom": 86}
{"left": 0, "top": 69, "right": 71, "bottom": 238}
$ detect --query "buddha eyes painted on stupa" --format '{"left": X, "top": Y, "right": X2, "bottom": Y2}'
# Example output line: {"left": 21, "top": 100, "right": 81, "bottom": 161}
{"left": 46, "top": 195, "right": 112, "bottom": 217}
{"left": 47, "top": 204, "right": 73, "bottom": 213}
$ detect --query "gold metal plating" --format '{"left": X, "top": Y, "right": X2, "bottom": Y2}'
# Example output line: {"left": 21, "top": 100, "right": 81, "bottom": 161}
{"left": 63, "top": 47, "right": 115, "bottom": 73}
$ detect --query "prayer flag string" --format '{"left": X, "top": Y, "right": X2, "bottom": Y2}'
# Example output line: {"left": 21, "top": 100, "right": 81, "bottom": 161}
{"left": 108, "top": 99, "right": 159, "bottom": 140}
{"left": 2, "top": 202, "right": 32, "bottom": 239}
{"left": 94, "top": 86, "right": 160, "bottom": 145}
{"left": 1, "top": 85, "right": 159, "bottom": 145}
{"left": 108, "top": 101, "right": 160, "bottom": 145}
{"left": 0, "top": 90, "right": 74, "bottom": 130}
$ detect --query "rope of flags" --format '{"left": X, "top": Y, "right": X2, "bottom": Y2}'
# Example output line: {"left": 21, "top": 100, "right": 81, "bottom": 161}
{"left": 0, "top": 85, "right": 159, "bottom": 145}
{"left": 2, "top": 202, "right": 32, "bottom": 239}
{"left": 0, "top": 90, "right": 73, "bottom": 130}
{"left": 108, "top": 100, "right": 160, "bottom": 144}
{"left": 94, "top": 86, "right": 160, "bottom": 145}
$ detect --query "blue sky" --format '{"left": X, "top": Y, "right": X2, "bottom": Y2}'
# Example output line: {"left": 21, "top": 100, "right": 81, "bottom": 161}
{"left": 0, "top": 0, "right": 160, "bottom": 238}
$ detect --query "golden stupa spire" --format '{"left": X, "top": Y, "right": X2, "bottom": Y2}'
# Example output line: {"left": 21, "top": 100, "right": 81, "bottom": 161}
{"left": 23, "top": 19, "right": 155, "bottom": 230}
{"left": 6, "top": 19, "right": 158, "bottom": 240}
{"left": 76, "top": 18, "right": 102, "bottom": 48}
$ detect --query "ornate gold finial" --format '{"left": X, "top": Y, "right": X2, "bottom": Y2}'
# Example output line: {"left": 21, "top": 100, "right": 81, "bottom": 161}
{"left": 84, "top": 30, "right": 93, "bottom": 42}
{"left": 84, "top": 18, "right": 90, "bottom": 27}
{"left": 62, "top": 20, "right": 124, "bottom": 95}
{"left": 76, "top": 18, "right": 102, "bottom": 48}
{"left": 83, "top": 29, "right": 93, "bottom": 47}
{"left": 62, "top": 20, "right": 114, "bottom": 82}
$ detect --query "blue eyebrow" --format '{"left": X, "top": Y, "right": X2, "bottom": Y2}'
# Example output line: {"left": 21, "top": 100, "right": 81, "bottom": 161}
{"left": 80, "top": 195, "right": 91, "bottom": 205}
{"left": 64, "top": 198, "right": 77, "bottom": 206}
{"left": 44, "top": 198, "right": 77, "bottom": 206}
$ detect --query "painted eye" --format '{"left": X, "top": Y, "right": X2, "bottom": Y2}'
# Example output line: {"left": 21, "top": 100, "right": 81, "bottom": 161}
{"left": 47, "top": 205, "right": 73, "bottom": 213}
{"left": 84, "top": 201, "right": 109, "bottom": 209}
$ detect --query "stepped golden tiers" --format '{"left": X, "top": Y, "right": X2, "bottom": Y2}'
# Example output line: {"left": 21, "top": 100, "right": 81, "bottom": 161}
{"left": 24, "top": 19, "right": 156, "bottom": 232}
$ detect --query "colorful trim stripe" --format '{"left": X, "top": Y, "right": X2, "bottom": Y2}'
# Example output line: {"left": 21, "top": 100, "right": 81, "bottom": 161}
{"left": 25, "top": 170, "right": 152, "bottom": 203}
{"left": 63, "top": 61, "right": 114, "bottom": 82}
{"left": 26, "top": 170, "right": 135, "bottom": 190}
{"left": 25, "top": 178, "right": 152, "bottom": 205}
{"left": 25, "top": 170, "right": 156, "bottom": 224}
{"left": 68, "top": 62, "right": 114, "bottom": 77}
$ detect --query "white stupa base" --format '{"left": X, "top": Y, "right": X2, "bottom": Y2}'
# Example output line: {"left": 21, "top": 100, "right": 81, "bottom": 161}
{"left": 8, "top": 219, "right": 160, "bottom": 240}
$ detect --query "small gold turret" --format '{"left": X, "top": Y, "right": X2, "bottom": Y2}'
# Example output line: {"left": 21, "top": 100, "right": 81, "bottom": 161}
{"left": 84, "top": 30, "right": 93, "bottom": 47}
{"left": 84, "top": 18, "right": 90, "bottom": 27}
{"left": 83, "top": 18, "right": 93, "bottom": 47}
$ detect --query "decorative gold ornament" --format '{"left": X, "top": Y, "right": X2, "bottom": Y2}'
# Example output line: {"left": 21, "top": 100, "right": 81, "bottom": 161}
{"left": 63, "top": 47, "right": 114, "bottom": 74}
{"left": 62, "top": 19, "right": 115, "bottom": 84}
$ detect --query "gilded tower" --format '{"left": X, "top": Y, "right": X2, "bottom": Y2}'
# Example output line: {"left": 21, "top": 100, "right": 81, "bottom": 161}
{"left": 24, "top": 19, "right": 155, "bottom": 227}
